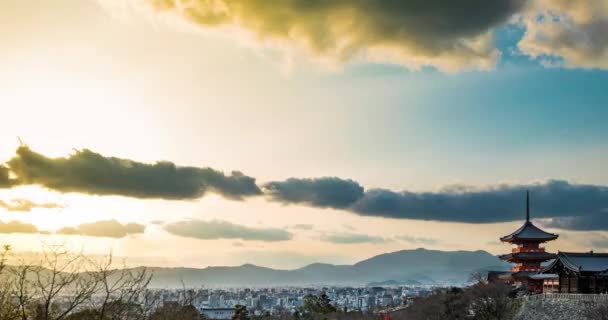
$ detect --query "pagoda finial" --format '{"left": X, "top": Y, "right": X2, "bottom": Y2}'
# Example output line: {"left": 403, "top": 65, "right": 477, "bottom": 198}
{"left": 526, "top": 190, "right": 530, "bottom": 222}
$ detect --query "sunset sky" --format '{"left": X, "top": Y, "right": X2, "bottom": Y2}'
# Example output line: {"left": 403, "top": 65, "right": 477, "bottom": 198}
{"left": 1, "top": 0, "right": 607, "bottom": 269}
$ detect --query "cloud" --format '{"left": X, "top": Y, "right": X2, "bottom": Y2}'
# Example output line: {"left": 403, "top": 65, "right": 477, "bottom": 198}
{"left": 320, "top": 233, "right": 386, "bottom": 244}
{"left": 56, "top": 220, "right": 145, "bottom": 238}
{"left": 352, "top": 180, "right": 608, "bottom": 223}
{"left": 0, "top": 165, "right": 17, "bottom": 188}
{"left": 396, "top": 235, "right": 439, "bottom": 246}
{"left": 164, "top": 220, "right": 292, "bottom": 242}
{"left": 0, "top": 220, "right": 39, "bottom": 234}
{"left": 289, "top": 224, "right": 314, "bottom": 230}
{"left": 542, "top": 214, "right": 608, "bottom": 231}
{"left": 105, "top": 0, "right": 530, "bottom": 72}
{"left": 265, "top": 178, "right": 608, "bottom": 227}
{"left": 517, "top": 0, "right": 608, "bottom": 69}
{"left": 0, "top": 199, "right": 64, "bottom": 212}
{"left": 264, "top": 177, "right": 364, "bottom": 209}
{"left": 6, "top": 146, "right": 261, "bottom": 200}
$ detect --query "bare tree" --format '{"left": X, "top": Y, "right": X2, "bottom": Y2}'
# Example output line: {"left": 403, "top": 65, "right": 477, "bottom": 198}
{"left": 27, "top": 244, "right": 99, "bottom": 320}
{"left": 0, "top": 245, "right": 21, "bottom": 320}
{"left": 0, "top": 244, "right": 159, "bottom": 320}
{"left": 91, "top": 253, "right": 151, "bottom": 320}
{"left": 467, "top": 282, "right": 519, "bottom": 320}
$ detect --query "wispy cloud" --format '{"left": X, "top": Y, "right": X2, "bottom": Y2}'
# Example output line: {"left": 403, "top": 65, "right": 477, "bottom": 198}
{"left": 320, "top": 233, "right": 386, "bottom": 244}
{"left": 164, "top": 220, "right": 293, "bottom": 242}
{"left": 56, "top": 220, "right": 145, "bottom": 238}
{"left": 395, "top": 235, "right": 439, "bottom": 246}
{"left": 289, "top": 224, "right": 314, "bottom": 231}
{"left": 0, "top": 199, "right": 64, "bottom": 212}
{"left": 0, "top": 220, "right": 39, "bottom": 234}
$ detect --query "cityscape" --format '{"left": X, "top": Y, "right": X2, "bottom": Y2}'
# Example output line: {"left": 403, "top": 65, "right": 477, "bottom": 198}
{"left": 147, "top": 285, "right": 432, "bottom": 315}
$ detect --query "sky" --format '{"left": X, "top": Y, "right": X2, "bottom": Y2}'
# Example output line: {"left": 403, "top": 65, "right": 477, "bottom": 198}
{"left": 0, "top": 0, "right": 607, "bottom": 269}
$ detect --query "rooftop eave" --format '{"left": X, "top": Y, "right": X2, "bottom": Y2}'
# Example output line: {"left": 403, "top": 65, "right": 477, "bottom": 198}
{"left": 500, "top": 235, "right": 559, "bottom": 243}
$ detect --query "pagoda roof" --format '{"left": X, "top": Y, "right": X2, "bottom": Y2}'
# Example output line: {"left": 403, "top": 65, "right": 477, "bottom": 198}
{"left": 544, "top": 251, "right": 608, "bottom": 273}
{"left": 499, "top": 251, "right": 556, "bottom": 261}
{"left": 500, "top": 221, "right": 558, "bottom": 242}
{"left": 510, "top": 271, "right": 539, "bottom": 278}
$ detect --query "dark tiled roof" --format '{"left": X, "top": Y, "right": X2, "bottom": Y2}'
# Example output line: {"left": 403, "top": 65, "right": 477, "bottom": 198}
{"left": 499, "top": 252, "right": 556, "bottom": 261}
{"left": 551, "top": 252, "right": 608, "bottom": 273}
{"left": 500, "top": 221, "right": 559, "bottom": 242}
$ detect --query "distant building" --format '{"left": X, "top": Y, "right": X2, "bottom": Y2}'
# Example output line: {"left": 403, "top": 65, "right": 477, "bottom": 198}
{"left": 498, "top": 191, "right": 559, "bottom": 293}
{"left": 200, "top": 308, "right": 235, "bottom": 320}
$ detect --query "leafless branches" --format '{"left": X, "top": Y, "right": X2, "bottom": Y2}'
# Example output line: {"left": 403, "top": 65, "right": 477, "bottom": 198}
{"left": 0, "top": 244, "right": 155, "bottom": 320}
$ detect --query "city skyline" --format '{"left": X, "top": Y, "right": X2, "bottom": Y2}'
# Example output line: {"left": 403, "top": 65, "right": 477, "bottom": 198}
{"left": 1, "top": 0, "right": 607, "bottom": 269}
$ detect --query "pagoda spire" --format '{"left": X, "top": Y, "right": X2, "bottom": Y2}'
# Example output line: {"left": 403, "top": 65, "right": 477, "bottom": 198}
{"left": 526, "top": 190, "right": 530, "bottom": 222}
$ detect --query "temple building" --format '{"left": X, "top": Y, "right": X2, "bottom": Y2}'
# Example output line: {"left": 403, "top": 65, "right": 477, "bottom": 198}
{"left": 498, "top": 191, "right": 558, "bottom": 293}
{"left": 536, "top": 252, "right": 608, "bottom": 293}
{"left": 496, "top": 191, "right": 608, "bottom": 294}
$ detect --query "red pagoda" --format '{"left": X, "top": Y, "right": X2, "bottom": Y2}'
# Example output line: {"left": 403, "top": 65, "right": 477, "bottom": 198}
{"left": 499, "top": 191, "right": 558, "bottom": 293}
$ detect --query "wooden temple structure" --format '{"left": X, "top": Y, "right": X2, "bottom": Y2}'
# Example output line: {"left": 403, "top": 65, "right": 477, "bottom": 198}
{"left": 496, "top": 191, "right": 608, "bottom": 294}
{"left": 536, "top": 252, "right": 608, "bottom": 293}
{"left": 498, "top": 191, "right": 558, "bottom": 293}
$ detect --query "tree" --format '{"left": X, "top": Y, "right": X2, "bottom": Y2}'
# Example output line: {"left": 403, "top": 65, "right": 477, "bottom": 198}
{"left": 90, "top": 253, "right": 151, "bottom": 320}
{"left": 232, "top": 304, "right": 250, "bottom": 320}
{"left": 0, "top": 245, "right": 20, "bottom": 320}
{"left": 299, "top": 294, "right": 337, "bottom": 320}
{"left": 149, "top": 302, "right": 203, "bottom": 320}
{"left": 19, "top": 244, "right": 98, "bottom": 320}
{"left": 0, "top": 244, "right": 154, "bottom": 320}
{"left": 467, "top": 282, "right": 519, "bottom": 320}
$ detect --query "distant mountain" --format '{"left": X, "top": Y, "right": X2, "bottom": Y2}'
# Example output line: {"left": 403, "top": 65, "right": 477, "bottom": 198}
{"left": 366, "top": 279, "right": 423, "bottom": 287}
{"left": 133, "top": 248, "right": 509, "bottom": 288}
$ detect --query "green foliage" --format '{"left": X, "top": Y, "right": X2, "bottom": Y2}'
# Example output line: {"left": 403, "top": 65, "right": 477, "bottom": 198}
{"left": 149, "top": 302, "right": 203, "bottom": 320}
{"left": 232, "top": 304, "right": 250, "bottom": 320}
{"left": 298, "top": 294, "right": 337, "bottom": 320}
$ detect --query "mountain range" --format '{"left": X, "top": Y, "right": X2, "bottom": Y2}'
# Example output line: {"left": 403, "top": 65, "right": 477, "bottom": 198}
{"left": 134, "top": 248, "right": 509, "bottom": 288}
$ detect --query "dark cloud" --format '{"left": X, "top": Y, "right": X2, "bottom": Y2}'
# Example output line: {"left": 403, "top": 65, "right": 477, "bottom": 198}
{"left": 140, "top": 0, "right": 527, "bottom": 71}
{"left": 0, "top": 165, "right": 17, "bottom": 188}
{"left": 0, "top": 220, "right": 39, "bottom": 234}
{"left": 352, "top": 180, "right": 608, "bottom": 223}
{"left": 264, "top": 177, "right": 364, "bottom": 209}
{"left": 320, "top": 233, "right": 386, "bottom": 244}
{"left": 56, "top": 220, "right": 145, "bottom": 238}
{"left": 542, "top": 215, "right": 608, "bottom": 231}
{"left": 0, "top": 199, "right": 64, "bottom": 212}
{"left": 264, "top": 178, "right": 608, "bottom": 227}
{"left": 7, "top": 146, "right": 261, "bottom": 200}
{"left": 164, "top": 220, "right": 292, "bottom": 242}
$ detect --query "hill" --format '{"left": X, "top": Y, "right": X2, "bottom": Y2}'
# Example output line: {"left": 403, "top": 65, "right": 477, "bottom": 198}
{"left": 135, "top": 248, "right": 509, "bottom": 288}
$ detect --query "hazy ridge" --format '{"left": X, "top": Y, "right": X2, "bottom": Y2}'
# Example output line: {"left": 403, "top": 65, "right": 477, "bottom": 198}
{"left": 133, "top": 248, "right": 509, "bottom": 288}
